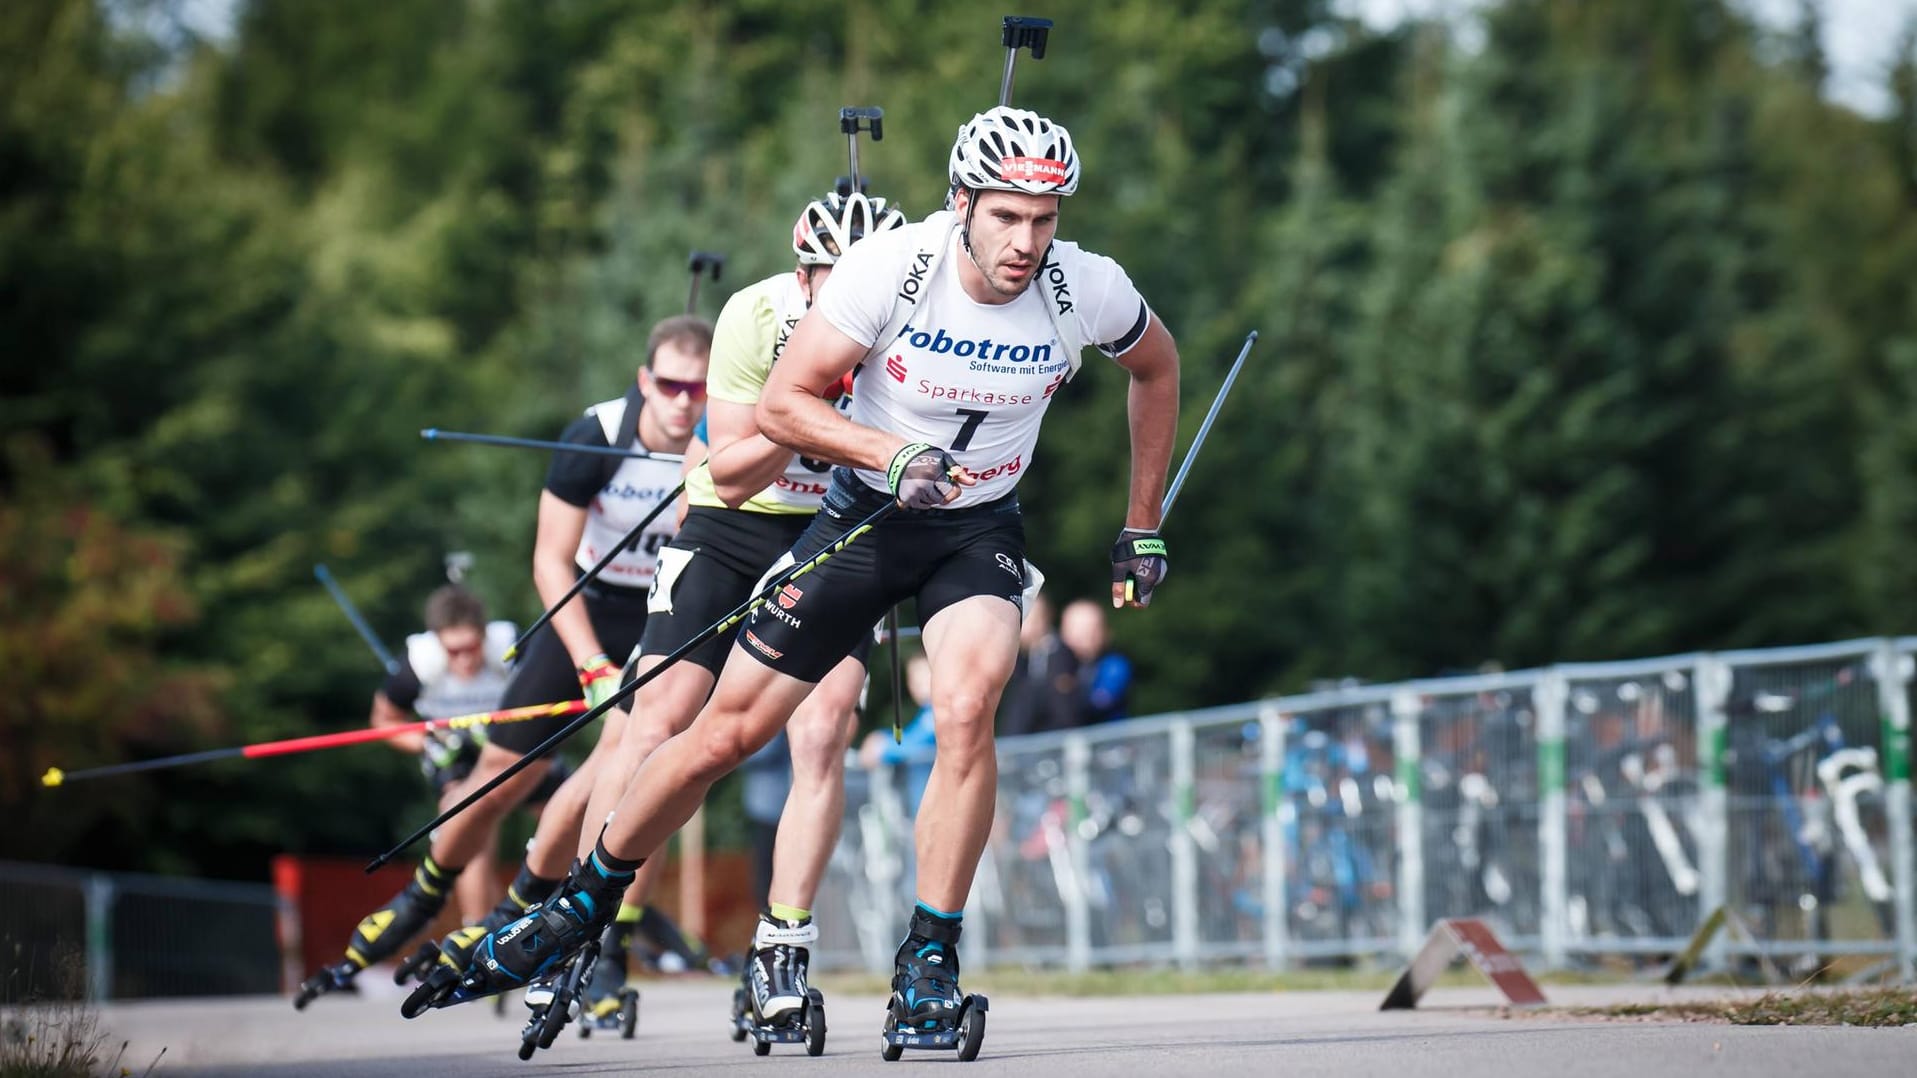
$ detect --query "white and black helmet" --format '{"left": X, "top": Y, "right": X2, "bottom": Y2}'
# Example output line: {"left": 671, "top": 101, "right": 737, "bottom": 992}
{"left": 947, "top": 106, "right": 1081, "bottom": 197}
{"left": 792, "top": 191, "right": 906, "bottom": 266}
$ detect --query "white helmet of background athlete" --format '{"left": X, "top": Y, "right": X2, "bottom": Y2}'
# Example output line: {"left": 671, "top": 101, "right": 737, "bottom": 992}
{"left": 792, "top": 191, "right": 907, "bottom": 266}
{"left": 947, "top": 105, "right": 1081, "bottom": 198}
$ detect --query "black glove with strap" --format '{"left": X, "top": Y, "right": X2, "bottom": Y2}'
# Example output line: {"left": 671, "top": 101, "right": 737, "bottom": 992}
{"left": 1111, "top": 528, "right": 1169, "bottom": 608}
{"left": 888, "top": 442, "right": 962, "bottom": 510}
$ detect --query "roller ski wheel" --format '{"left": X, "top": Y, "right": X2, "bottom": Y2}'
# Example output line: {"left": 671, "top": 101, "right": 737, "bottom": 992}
{"left": 879, "top": 993, "right": 988, "bottom": 1061}
{"left": 577, "top": 986, "right": 639, "bottom": 1039}
{"left": 516, "top": 941, "right": 595, "bottom": 1058}
{"left": 805, "top": 988, "right": 827, "bottom": 1057}
{"left": 730, "top": 986, "right": 750, "bottom": 1042}
{"left": 393, "top": 941, "right": 440, "bottom": 986}
{"left": 292, "top": 960, "right": 358, "bottom": 1011}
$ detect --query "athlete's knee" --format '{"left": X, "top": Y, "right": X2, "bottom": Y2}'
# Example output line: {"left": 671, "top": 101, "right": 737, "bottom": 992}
{"left": 787, "top": 701, "right": 853, "bottom": 775}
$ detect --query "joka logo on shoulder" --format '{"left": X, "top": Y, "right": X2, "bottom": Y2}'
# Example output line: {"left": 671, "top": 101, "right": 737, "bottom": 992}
{"left": 1000, "top": 156, "right": 1069, "bottom": 185}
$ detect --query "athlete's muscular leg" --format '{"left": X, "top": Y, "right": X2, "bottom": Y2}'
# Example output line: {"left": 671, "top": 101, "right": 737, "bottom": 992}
{"left": 914, "top": 595, "right": 1021, "bottom": 911}
{"left": 428, "top": 743, "right": 553, "bottom": 867}
{"left": 575, "top": 656, "right": 717, "bottom": 859}
{"left": 767, "top": 655, "right": 864, "bottom": 910}
{"left": 600, "top": 643, "right": 816, "bottom": 862}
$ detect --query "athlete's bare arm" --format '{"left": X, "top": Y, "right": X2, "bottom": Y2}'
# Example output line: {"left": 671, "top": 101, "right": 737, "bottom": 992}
{"left": 1112, "top": 314, "right": 1180, "bottom": 534}
{"left": 369, "top": 691, "right": 425, "bottom": 754}
{"left": 530, "top": 491, "right": 603, "bottom": 666}
{"left": 758, "top": 310, "right": 910, "bottom": 472}
{"left": 706, "top": 398, "right": 795, "bottom": 508}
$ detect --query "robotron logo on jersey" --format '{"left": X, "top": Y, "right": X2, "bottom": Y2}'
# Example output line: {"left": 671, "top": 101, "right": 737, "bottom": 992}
{"left": 897, "top": 323, "right": 1065, "bottom": 376}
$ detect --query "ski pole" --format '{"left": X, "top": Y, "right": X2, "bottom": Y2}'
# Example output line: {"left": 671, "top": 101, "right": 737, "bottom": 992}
{"left": 420, "top": 428, "right": 685, "bottom": 463}
{"left": 367, "top": 499, "right": 901, "bottom": 871}
{"left": 502, "top": 480, "right": 687, "bottom": 662}
{"left": 885, "top": 606, "right": 906, "bottom": 742}
{"left": 40, "top": 700, "right": 588, "bottom": 788}
{"left": 1161, "top": 330, "right": 1257, "bottom": 520}
{"left": 315, "top": 565, "right": 400, "bottom": 674}
{"left": 686, "top": 251, "right": 726, "bottom": 314}
{"left": 999, "top": 15, "right": 1053, "bottom": 107}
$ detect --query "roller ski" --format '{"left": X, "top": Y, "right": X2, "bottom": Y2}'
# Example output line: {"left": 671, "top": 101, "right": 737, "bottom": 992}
{"left": 576, "top": 920, "right": 640, "bottom": 1040}
{"left": 879, "top": 907, "right": 986, "bottom": 1062}
{"left": 730, "top": 913, "right": 825, "bottom": 1056}
{"left": 294, "top": 857, "right": 456, "bottom": 1010}
{"left": 400, "top": 849, "right": 631, "bottom": 1020}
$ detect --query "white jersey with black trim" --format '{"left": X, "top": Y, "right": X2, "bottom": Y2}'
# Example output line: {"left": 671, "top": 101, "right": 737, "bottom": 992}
{"left": 815, "top": 215, "right": 1151, "bottom": 508}
{"left": 575, "top": 397, "right": 684, "bottom": 586}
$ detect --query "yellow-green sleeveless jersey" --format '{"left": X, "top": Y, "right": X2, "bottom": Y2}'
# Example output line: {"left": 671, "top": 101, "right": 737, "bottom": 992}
{"left": 685, "top": 272, "right": 836, "bottom": 514}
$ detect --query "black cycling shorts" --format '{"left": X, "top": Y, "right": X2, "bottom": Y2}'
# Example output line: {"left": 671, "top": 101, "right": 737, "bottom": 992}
{"left": 640, "top": 506, "right": 873, "bottom": 674}
{"left": 737, "top": 470, "right": 1026, "bottom": 683}
{"left": 490, "top": 578, "right": 650, "bottom": 754}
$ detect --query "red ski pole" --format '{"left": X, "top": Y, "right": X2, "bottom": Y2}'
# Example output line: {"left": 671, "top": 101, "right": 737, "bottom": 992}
{"left": 39, "top": 699, "right": 589, "bottom": 788}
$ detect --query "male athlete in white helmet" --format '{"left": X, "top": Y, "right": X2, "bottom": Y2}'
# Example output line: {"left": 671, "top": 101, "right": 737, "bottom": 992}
{"left": 449, "top": 106, "right": 1179, "bottom": 1053}
{"left": 420, "top": 187, "right": 911, "bottom": 1034}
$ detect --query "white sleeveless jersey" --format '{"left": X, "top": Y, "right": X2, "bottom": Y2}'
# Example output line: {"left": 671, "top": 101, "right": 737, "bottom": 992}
{"left": 404, "top": 622, "right": 514, "bottom": 719}
{"left": 816, "top": 218, "right": 1150, "bottom": 507}
{"left": 575, "top": 398, "right": 684, "bottom": 587}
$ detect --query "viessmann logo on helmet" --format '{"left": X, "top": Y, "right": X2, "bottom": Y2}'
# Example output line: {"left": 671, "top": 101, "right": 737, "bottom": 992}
{"left": 999, "top": 156, "right": 1069, "bottom": 185}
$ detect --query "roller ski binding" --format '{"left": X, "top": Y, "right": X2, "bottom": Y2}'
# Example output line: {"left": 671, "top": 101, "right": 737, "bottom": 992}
{"left": 400, "top": 852, "right": 630, "bottom": 1020}
{"left": 730, "top": 913, "right": 825, "bottom": 1056}
{"left": 294, "top": 857, "right": 455, "bottom": 1010}
{"left": 880, "top": 908, "right": 986, "bottom": 1062}
{"left": 577, "top": 921, "right": 640, "bottom": 1040}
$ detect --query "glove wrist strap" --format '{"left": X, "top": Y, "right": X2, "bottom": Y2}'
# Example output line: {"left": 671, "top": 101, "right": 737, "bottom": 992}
{"left": 887, "top": 442, "right": 937, "bottom": 494}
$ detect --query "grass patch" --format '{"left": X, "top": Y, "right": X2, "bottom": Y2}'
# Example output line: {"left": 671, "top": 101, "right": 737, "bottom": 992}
{"left": 1, "top": 943, "right": 163, "bottom": 1078}
{"left": 1556, "top": 988, "right": 1917, "bottom": 1028}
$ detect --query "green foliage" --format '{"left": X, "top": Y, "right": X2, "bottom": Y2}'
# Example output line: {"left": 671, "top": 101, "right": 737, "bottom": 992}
{"left": 3, "top": 0, "right": 1915, "bottom": 875}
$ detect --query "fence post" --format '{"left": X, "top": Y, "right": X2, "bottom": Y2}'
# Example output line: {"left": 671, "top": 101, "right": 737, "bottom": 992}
{"left": 1169, "top": 719, "right": 1199, "bottom": 969}
{"left": 1259, "top": 704, "right": 1290, "bottom": 970}
{"left": 1872, "top": 640, "right": 1916, "bottom": 982}
{"left": 1694, "top": 655, "right": 1732, "bottom": 970}
{"left": 84, "top": 873, "right": 114, "bottom": 1003}
{"left": 1065, "top": 734, "right": 1092, "bottom": 973}
{"left": 1391, "top": 689, "right": 1426, "bottom": 957}
{"left": 1535, "top": 670, "right": 1569, "bottom": 971}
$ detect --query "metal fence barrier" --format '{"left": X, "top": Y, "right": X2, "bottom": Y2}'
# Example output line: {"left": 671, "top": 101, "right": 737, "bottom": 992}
{"left": 816, "top": 636, "right": 1917, "bottom": 981}
{"left": 0, "top": 861, "right": 280, "bottom": 1002}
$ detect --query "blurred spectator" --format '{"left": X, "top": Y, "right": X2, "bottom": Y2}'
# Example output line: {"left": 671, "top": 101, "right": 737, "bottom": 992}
{"left": 1060, "top": 598, "right": 1132, "bottom": 725}
{"left": 997, "top": 594, "right": 1077, "bottom": 737}
{"left": 860, "top": 654, "right": 936, "bottom": 816}
{"left": 739, "top": 729, "right": 792, "bottom": 912}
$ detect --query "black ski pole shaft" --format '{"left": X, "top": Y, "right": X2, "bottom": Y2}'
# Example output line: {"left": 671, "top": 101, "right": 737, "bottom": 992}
{"left": 1161, "top": 330, "right": 1257, "bottom": 520}
{"left": 314, "top": 564, "right": 400, "bottom": 674}
{"left": 886, "top": 606, "right": 906, "bottom": 742}
{"left": 503, "top": 480, "right": 687, "bottom": 662}
{"left": 366, "top": 500, "right": 900, "bottom": 872}
{"left": 420, "top": 428, "right": 685, "bottom": 463}
{"left": 998, "top": 15, "right": 1053, "bottom": 107}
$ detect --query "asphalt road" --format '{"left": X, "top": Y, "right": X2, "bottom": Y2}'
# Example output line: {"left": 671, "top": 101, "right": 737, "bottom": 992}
{"left": 92, "top": 980, "right": 1913, "bottom": 1077}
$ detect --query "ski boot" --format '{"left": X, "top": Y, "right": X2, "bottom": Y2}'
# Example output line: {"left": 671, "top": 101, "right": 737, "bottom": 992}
{"left": 400, "top": 850, "right": 632, "bottom": 1019}
{"left": 576, "top": 919, "right": 640, "bottom": 1040}
{"left": 733, "top": 912, "right": 825, "bottom": 1056}
{"left": 394, "top": 865, "right": 556, "bottom": 987}
{"left": 294, "top": 857, "right": 456, "bottom": 1010}
{"left": 880, "top": 907, "right": 986, "bottom": 1062}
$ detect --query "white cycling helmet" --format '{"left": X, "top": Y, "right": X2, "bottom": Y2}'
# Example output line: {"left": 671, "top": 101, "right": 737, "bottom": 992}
{"left": 792, "top": 191, "right": 906, "bottom": 266}
{"left": 947, "top": 106, "right": 1080, "bottom": 197}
